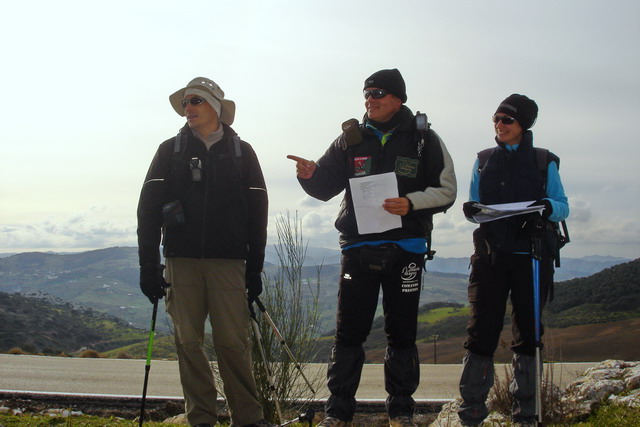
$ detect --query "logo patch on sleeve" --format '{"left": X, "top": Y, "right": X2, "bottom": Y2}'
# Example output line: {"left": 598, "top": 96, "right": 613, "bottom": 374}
{"left": 353, "top": 156, "right": 372, "bottom": 176}
{"left": 395, "top": 156, "right": 419, "bottom": 178}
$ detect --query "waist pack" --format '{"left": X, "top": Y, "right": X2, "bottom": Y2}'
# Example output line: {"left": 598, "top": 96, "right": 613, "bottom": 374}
{"left": 359, "top": 244, "right": 402, "bottom": 273}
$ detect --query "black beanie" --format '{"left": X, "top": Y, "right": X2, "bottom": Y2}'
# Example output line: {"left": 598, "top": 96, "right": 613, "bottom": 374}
{"left": 495, "top": 94, "right": 538, "bottom": 129}
{"left": 364, "top": 68, "right": 407, "bottom": 103}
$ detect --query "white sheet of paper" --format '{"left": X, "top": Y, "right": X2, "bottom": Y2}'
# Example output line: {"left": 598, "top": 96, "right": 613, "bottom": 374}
{"left": 349, "top": 172, "right": 402, "bottom": 234}
{"left": 471, "top": 201, "right": 545, "bottom": 223}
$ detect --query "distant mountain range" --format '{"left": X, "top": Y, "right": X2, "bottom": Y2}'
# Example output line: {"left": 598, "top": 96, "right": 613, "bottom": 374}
{"left": 273, "top": 246, "right": 631, "bottom": 282}
{"left": 0, "top": 246, "right": 632, "bottom": 334}
{"left": 2, "top": 256, "right": 638, "bottom": 363}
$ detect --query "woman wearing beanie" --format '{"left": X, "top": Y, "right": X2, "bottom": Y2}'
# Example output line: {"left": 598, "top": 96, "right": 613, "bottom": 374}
{"left": 457, "top": 94, "right": 569, "bottom": 426}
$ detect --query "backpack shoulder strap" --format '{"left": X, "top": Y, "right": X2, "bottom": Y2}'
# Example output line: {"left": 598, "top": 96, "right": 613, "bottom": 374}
{"left": 533, "top": 147, "right": 560, "bottom": 191}
{"left": 533, "top": 147, "right": 569, "bottom": 267}
{"left": 171, "top": 129, "right": 186, "bottom": 176}
{"left": 535, "top": 147, "right": 549, "bottom": 172}
{"left": 534, "top": 147, "right": 548, "bottom": 190}
{"left": 229, "top": 134, "right": 244, "bottom": 176}
{"left": 477, "top": 147, "right": 496, "bottom": 173}
{"left": 232, "top": 135, "right": 242, "bottom": 157}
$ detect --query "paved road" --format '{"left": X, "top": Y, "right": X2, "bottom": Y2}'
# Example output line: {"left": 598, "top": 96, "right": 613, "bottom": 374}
{"left": 0, "top": 354, "right": 596, "bottom": 401}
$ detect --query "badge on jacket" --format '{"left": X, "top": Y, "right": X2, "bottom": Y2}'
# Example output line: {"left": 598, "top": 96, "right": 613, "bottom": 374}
{"left": 395, "top": 156, "right": 419, "bottom": 178}
{"left": 353, "top": 156, "right": 372, "bottom": 176}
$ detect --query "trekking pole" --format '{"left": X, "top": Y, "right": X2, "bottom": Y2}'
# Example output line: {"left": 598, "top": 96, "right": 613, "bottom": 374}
{"left": 532, "top": 256, "right": 543, "bottom": 426}
{"left": 255, "top": 297, "right": 316, "bottom": 394}
{"left": 279, "top": 408, "right": 315, "bottom": 426}
{"left": 250, "top": 303, "right": 284, "bottom": 424}
{"left": 139, "top": 300, "right": 159, "bottom": 427}
{"left": 531, "top": 218, "right": 544, "bottom": 426}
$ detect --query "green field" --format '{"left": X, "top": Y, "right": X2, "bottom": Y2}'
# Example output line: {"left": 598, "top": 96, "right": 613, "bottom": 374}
{"left": 417, "top": 306, "right": 469, "bottom": 324}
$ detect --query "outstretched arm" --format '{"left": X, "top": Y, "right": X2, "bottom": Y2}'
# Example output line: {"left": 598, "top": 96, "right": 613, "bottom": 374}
{"left": 287, "top": 154, "right": 317, "bottom": 179}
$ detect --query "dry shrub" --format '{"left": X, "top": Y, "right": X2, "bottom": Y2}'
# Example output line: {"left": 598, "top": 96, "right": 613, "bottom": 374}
{"left": 116, "top": 351, "right": 133, "bottom": 359}
{"left": 488, "top": 364, "right": 513, "bottom": 416}
{"left": 79, "top": 349, "right": 103, "bottom": 358}
{"left": 489, "top": 362, "right": 573, "bottom": 425}
{"left": 8, "top": 347, "right": 26, "bottom": 355}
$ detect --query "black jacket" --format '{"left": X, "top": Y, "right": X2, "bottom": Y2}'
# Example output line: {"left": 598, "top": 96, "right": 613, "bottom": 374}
{"left": 137, "top": 124, "right": 268, "bottom": 274}
{"left": 298, "top": 106, "right": 457, "bottom": 248}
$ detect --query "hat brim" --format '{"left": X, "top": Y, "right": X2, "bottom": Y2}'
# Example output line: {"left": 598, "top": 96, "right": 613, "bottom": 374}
{"left": 169, "top": 87, "right": 236, "bottom": 126}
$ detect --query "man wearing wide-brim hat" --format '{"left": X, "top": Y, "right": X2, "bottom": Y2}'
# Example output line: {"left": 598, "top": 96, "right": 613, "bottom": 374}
{"left": 137, "top": 77, "right": 272, "bottom": 427}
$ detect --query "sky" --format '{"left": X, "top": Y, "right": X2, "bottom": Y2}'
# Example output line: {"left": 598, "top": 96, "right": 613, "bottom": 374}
{"left": 1, "top": 0, "right": 639, "bottom": 260}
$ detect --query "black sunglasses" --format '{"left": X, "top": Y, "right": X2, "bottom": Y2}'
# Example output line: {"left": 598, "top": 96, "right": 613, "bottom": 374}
{"left": 492, "top": 115, "right": 516, "bottom": 125}
{"left": 181, "top": 97, "right": 206, "bottom": 108}
{"left": 364, "top": 89, "right": 389, "bottom": 99}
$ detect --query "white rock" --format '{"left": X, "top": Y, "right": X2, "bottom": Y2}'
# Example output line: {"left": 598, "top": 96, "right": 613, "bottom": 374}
{"left": 608, "top": 389, "right": 640, "bottom": 408}
{"left": 163, "top": 412, "right": 188, "bottom": 424}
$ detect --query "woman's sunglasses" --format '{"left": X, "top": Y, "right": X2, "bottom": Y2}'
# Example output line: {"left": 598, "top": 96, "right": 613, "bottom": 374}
{"left": 492, "top": 115, "right": 516, "bottom": 125}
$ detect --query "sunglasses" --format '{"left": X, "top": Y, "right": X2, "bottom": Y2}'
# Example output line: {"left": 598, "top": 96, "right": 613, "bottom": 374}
{"left": 181, "top": 97, "right": 205, "bottom": 108}
{"left": 492, "top": 115, "right": 516, "bottom": 125}
{"left": 364, "top": 89, "right": 389, "bottom": 99}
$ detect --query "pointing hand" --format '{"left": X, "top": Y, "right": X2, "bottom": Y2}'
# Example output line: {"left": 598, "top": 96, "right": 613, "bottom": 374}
{"left": 287, "top": 155, "right": 317, "bottom": 179}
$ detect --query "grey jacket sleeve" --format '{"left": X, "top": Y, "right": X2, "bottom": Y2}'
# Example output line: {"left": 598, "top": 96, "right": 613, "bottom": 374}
{"left": 406, "top": 129, "right": 457, "bottom": 212}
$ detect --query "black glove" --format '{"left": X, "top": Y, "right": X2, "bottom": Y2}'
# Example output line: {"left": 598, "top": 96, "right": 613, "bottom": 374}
{"left": 528, "top": 199, "right": 552, "bottom": 219}
{"left": 246, "top": 271, "right": 263, "bottom": 305}
{"left": 140, "top": 264, "right": 170, "bottom": 304}
{"left": 463, "top": 201, "right": 481, "bottom": 218}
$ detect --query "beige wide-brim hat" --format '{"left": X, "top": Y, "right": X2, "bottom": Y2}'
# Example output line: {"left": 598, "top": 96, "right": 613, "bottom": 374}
{"left": 169, "top": 77, "right": 236, "bottom": 125}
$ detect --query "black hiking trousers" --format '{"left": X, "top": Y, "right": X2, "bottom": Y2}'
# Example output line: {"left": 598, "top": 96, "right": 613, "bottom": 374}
{"left": 324, "top": 245, "right": 424, "bottom": 421}
{"left": 463, "top": 251, "right": 554, "bottom": 357}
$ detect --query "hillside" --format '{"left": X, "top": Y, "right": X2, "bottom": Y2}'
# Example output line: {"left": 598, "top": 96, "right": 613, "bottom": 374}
{"left": 0, "top": 291, "right": 157, "bottom": 354}
{"left": 0, "top": 247, "right": 168, "bottom": 331}
{"left": 546, "top": 258, "right": 640, "bottom": 327}
{"left": 330, "top": 259, "right": 640, "bottom": 363}
{"left": 0, "top": 247, "right": 471, "bottom": 332}
{"left": 408, "top": 318, "right": 640, "bottom": 364}
{"left": 0, "top": 247, "right": 627, "bottom": 333}
{"left": 0, "top": 248, "right": 636, "bottom": 361}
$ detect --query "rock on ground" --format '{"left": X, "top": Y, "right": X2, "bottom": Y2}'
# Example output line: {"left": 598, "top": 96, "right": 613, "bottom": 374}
{"left": 429, "top": 359, "right": 640, "bottom": 426}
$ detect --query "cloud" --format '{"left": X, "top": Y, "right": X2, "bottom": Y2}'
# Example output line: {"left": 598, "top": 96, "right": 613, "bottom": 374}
{"left": 299, "top": 195, "right": 329, "bottom": 207}
{"left": 301, "top": 211, "right": 337, "bottom": 237}
{"left": 572, "top": 217, "right": 640, "bottom": 246}
{"left": 1, "top": 210, "right": 137, "bottom": 252}
{"left": 568, "top": 198, "right": 592, "bottom": 222}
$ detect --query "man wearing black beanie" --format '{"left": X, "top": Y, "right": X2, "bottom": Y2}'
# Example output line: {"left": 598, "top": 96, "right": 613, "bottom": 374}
{"left": 288, "top": 69, "right": 457, "bottom": 427}
{"left": 363, "top": 68, "right": 408, "bottom": 103}
{"left": 457, "top": 94, "right": 569, "bottom": 426}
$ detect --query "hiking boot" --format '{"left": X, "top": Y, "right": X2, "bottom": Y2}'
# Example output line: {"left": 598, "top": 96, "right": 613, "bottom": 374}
{"left": 389, "top": 415, "right": 417, "bottom": 426}
{"left": 316, "top": 416, "right": 347, "bottom": 426}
